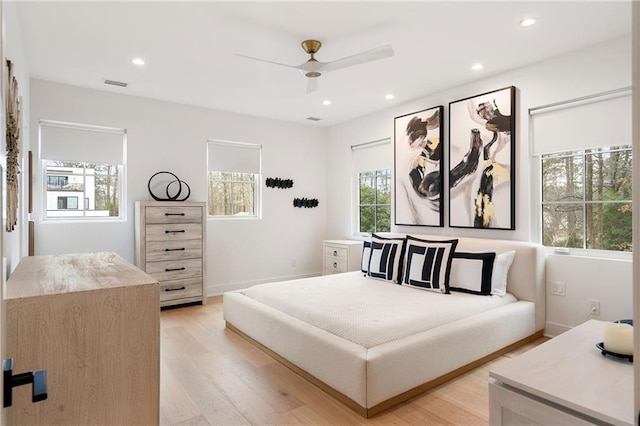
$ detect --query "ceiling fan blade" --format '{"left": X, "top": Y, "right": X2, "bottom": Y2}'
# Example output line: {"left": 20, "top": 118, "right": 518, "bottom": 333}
{"left": 235, "top": 53, "right": 298, "bottom": 70}
{"left": 306, "top": 78, "right": 318, "bottom": 94}
{"left": 320, "top": 45, "right": 394, "bottom": 73}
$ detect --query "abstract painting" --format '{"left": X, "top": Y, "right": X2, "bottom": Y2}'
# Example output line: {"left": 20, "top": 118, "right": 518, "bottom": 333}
{"left": 394, "top": 106, "right": 444, "bottom": 226}
{"left": 448, "top": 86, "right": 515, "bottom": 229}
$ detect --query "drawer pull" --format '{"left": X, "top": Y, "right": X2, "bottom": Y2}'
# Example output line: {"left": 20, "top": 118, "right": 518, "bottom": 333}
{"left": 333, "top": 262, "right": 338, "bottom": 268}
{"left": 165, "top": 230, "right": 186, "bottom": 233}
{"left": 165, "top": 213, "right": 186, "bottom": 216}
{"left": 333, "top": 250, "right": 338, "bottom": 256}
{"left": 165, "top": 267, "right": 186, "bottom": 272}
{"left": 165, "top": 248, "right": 186, "bottom": 252}
{"left": 165, "top": 286, "right": 186, "bottom": 292}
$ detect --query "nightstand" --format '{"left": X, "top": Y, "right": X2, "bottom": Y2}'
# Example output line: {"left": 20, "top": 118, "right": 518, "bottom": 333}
{"left": 322, "top": 240, "right": 363, "bottom": 275}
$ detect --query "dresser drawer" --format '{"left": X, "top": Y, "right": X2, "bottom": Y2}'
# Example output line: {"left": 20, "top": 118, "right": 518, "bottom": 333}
{"left": 146, "top": 223, "right": 202, "bottom": 242}
{"left": 145, "top": 258, "right": 202, "bottom": 281}
{"left": 325, "top": 258, "right": 346, "bottom": 273}
{"left": 145, "top": 206, "right": 202, "bottom": 224}
{"left": 325, "top": 246, "right": 348, "bottom": 259}
{"left": 159, "top": 278, "right": 203, "bottom": 303}
{"left": 145, "top": 239, "right": 202, "bottom": 262}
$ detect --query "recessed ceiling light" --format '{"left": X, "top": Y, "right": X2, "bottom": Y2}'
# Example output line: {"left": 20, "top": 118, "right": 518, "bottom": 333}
{"left": 520, "top": 17, "right": 537, "bottom": 27}
{"left": 385, "top": 94, "right": 395, "bottom": 100}
{"left": 132, "top": 57, "right": 145, "bottom": 66}
{"left": 471, "top": 63, "right": 484, "bottom": 71}
{"left": 322, "top": 100, "right": 331, "bottom": 106}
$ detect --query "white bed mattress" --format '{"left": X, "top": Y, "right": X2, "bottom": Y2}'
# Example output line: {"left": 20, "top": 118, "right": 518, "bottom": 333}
{"left": 241, "top": 271, "right": 517, "bottom": 348}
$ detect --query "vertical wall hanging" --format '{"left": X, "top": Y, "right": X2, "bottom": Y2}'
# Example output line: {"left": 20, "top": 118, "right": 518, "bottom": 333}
{"left": 394, "top": 105, "right": 444, "bottom": 226}
{"left": 6, "top": 59, "right": 21, "bottom": 232}
{"left": 448, "top": 86, "right": 516, "bottom": 230}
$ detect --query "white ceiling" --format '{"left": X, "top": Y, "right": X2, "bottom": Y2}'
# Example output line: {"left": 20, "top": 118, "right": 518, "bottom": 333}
{"left": 15, "top": 1, "right": 632, "bottom": 127}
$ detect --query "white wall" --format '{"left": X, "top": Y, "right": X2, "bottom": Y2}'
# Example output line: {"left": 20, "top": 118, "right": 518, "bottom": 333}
{"left": 2, "top": 1, "right": 30, "bottom": 274}
{"left": 30, "top": 80, "right": 328, "bottom": 295}
{"left": 326, "top": 37, "right": 633, "bottom": 334}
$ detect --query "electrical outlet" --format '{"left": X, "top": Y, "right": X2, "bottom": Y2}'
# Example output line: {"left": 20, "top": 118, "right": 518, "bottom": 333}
{"left": 589, "top": 299, "right": 600, "bottom": 316}
{"left": 290, "top": 258, "right": 296, "bottom": 267}
{"left": 551, "top": 281, "right": 565, "bottom": 296}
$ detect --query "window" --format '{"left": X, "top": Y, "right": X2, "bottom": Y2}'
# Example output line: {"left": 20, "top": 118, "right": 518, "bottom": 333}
{"left": 358, "top": 169, "right": 391, "bottom": 233}
{"left": 57, "top": 196, "right": 78, "bottom": 210}
{"left": 352, "top": 138, "right": 392, "bottom": 234}
{"left": 541, "top": 146, "right": 632, "bottom": 251}
{"left": 207, "top": 140, "right": 261, "bottom": 218}
{"left": 531, "top": 89, "right": 632, "bottom": 253}
{"left": 40, "top": 120, "right": 126, "bottom": 220}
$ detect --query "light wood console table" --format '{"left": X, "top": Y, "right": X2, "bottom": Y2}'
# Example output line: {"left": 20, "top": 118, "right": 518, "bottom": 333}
{"left": 489, "top": 319, "right": 633, "bottom": 425}
{"left": 5, "top": 252, "right": 160, "bottom": 425}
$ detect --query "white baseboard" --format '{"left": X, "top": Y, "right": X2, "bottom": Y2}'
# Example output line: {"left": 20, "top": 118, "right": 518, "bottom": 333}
{"left": 544, "top": 321, "right": 572, "bottom": 338}
{"left": 207, "top": 272, "right": 321, "bottom": 296}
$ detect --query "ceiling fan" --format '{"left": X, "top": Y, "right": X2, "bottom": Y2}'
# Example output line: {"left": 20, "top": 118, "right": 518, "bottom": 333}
{"left": 237, "top": 40, "right": 394, "bottom": 94}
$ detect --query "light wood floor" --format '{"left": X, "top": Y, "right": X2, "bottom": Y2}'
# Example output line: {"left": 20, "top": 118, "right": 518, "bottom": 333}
{"left": 160, "top": 296, "right": 547, "bottom": 426}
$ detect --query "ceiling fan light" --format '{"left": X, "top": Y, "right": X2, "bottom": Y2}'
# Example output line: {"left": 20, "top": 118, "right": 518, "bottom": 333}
{"left": 306, "top": 71, "right": 321, "bottom": 78}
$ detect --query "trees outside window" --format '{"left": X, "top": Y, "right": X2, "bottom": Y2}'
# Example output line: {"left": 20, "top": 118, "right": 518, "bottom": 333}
{"left": 541, "top": 145, "right": 632, "bottom": 252}
{"left": 359, "top": 169, "right": 391, "bottom": 233}
{"left": 207, "top": 171, "right": 257, "bottom": 216}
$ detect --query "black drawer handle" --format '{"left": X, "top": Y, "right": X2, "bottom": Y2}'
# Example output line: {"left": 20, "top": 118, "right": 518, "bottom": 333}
{"left": 333, "top": 250, "right": 338, "bottom": 256}
{"left": 333, "top": 262, "right": 338, "bottom": 268}
{"left": 165, "top": 230, "right": 186, "bottom": 233}
{"left": 165, "top": 213, "right": 186, "bottom": 216}
{"left": 165, "top": 267, "right": 186, "bottom": 272}
{"left": 3, "top": 358, "right": 47, "bottom": 408}
{"left": 165, "top": 248, "right": 186, "bottom": 252}
{"left": 165, "top": 286, "right": 186, "bottom": 292}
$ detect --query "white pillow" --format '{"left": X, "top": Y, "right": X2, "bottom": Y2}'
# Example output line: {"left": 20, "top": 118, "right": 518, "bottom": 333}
{"left": 491, "top": 250, "right": 516, "bottom": 296}
{"left": 449, "top": 252, "right": 496, "bottom": 295}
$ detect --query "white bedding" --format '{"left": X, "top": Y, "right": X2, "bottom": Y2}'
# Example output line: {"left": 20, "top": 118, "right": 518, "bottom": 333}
{"left": 241, "top": 271, "right": 517, "bottom": 348}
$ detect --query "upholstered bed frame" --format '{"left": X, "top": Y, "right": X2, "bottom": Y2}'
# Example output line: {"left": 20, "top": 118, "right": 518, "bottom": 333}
{"left": 223, "top": 235, "right": 545, "bottom": 417}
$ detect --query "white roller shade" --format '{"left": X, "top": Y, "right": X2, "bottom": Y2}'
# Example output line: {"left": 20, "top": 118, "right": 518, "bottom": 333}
{"left": 208, "top": 140, "right": 261, "bottom": 174}
{"left": 352, "top": 138, "right": 391, "bottom": 173}
{"left": 40, "top": 122, "right": 125, "bottom": 165}
{"left": 531, "top": 90, "right": 631, "bottom": 156}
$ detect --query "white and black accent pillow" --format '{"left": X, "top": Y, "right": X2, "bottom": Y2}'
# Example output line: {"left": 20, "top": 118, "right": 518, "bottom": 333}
{"left": 402, "top": 237, "right": 458, "bottom": 293}
{"left": 361, "top": 240, "right": 372, "bottom": 275}
{"left": 367, "top": 235, "right": 406, "bottom": 283}
{"left": 449, "top": 252, "right": 496, "bottom": 295}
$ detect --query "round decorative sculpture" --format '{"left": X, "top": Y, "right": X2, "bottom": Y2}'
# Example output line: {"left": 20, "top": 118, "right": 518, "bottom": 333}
{"left": 147, "top": 171, "right": 191, "bottom": 201}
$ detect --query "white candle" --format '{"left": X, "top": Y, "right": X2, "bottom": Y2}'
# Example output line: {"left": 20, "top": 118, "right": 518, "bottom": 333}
{"left": 603, "top": 322, "right": 633, "bottom": 355}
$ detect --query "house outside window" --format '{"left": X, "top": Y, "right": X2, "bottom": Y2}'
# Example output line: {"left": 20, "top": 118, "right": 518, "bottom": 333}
{"left": 40, "top": 120, "right": 126, "bottom": 220}
{"left": 44, "top": 162, "right": 119, "bottom": 218}
{"left": 207, "top": 140, "right": 261, "bottom": 218}
{"left": 358, "top": 169, "right": 391, "bottom": 233}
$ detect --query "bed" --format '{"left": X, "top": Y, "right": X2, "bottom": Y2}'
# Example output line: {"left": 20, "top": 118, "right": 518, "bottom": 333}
{"left": 223, "top": 234, "right": 545, "bottom": 417}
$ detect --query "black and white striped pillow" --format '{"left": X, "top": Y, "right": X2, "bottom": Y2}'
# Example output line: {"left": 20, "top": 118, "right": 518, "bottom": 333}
{"left": 402, "top": 236, "right": 458, "bottom": 293}
{"left": 449, "top": 252, "right": 496, "bottom": 295}
{"left": 367, "top": 235, "right": 406, "bottom": 283}
{"left": 361, "top": 240, "right": 372, "bottom": 275}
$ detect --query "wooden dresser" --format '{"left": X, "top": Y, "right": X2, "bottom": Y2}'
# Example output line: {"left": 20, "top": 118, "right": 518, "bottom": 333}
{"left": 322, "top": 240, "right": 363, "bottom": 275}
{"left": 135, "top": 201, "right": 207, "bottom": 307}
{"left": 5, "top": 252, "right": 160, "bottom": 425}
